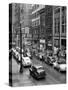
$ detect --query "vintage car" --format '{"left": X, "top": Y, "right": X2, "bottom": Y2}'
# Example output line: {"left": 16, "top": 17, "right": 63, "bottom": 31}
{"left": 53, "top": 58, "right": 66, "bottom": 72}
{"left": 29, "top": 65, "right": 46, "bottom": 79}
{"left": 57, "top": 58, "right": 66, "bottom": 72}
{"left": 22, "top": 56, "right": 32, "bottom": 67}
{"left": 26, "top": 52, "right": 32, "bottom": 59}
{"left": 46, "top": 56, "right": 56, "bottom": 65}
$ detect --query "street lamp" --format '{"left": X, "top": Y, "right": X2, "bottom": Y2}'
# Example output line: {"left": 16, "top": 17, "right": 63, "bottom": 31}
{"left": 19, "top": 23, "right": 23, "bottom": 73}
{"left": 19, "top": 4, "right": 23, "bottom": 73}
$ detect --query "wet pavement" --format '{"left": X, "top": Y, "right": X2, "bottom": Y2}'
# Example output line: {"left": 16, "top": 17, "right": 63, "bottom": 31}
{"left": 12, "top": 56, "right": 66, "bottom": 87}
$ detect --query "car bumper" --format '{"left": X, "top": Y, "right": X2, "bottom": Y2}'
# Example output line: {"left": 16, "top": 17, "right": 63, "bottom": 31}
{"left": 59, "top": 68, "right": 66, "bottom": 72}
{"left": 23, "top": 63, "right": 31, "bottom": 67}
{"left": 36, "top": 75, "right": 45, "bottom": 79}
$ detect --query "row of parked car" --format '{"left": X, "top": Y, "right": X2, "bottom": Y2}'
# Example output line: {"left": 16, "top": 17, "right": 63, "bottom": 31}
{"left": 11, "top": 47, "right": 32, "bottom": 67}
{"left": 46, "top": 54, "right": 66, "bottom": 72}
{"left": 10, "top": 47, "right": 46, "bottom": 80}
{"left": 35, "top": 51, "right": 66, "bottom": 73}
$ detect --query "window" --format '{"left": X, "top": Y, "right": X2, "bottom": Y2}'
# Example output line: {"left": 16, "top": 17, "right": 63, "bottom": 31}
{"left": 54, "top": 39, "right": 59, "bottom": 47}
{"left": 37, "top": 5, "right": 39, "bottom": 8}
{"left": 62, "top": 25, "right": 65, "bottom": 33}
{"left": 61, "top": 6, "right": 66, "bottom": 34}
{"left": 54, "top": 17, "right": 60, "bottom": 34}
{"left": 32, "top": 21, "right": 36, "bottom": 27}
{"left": 54, "top": 8, "right": 60, "bottom": 14}
{"left": 36, "top": 20, "right": 40, "bottom": 26}
{"left": 61, "top": 39, "right": 66, "bottom": 48}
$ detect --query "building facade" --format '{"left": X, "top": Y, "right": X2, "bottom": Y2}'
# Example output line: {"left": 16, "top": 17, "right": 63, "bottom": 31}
{"left": 31, "top": 4, "right": 45, "bottom": 49}
{"left": 53, "top": 6, "right": 66, "bottom": 50}
{"left": 12, "top": 3, "right": 32, "bottom": 48}
{"left": 39, "top": 5, "right": 53, "bottom": 52}
{"left": 39, "top": 8, "right": 46, "bottom": 52}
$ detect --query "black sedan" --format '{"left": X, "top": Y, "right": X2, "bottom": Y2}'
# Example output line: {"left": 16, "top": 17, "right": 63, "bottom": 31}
{"left": 29, "top": 65, "right": 46, "bottom": 79}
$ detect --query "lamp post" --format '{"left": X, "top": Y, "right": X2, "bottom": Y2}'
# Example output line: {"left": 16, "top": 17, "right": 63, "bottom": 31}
{"left": 19, "top": 4, "right": 23, "bottom": 73}
{"left": 19, "top": 22, "right": 23, "bottom": 73}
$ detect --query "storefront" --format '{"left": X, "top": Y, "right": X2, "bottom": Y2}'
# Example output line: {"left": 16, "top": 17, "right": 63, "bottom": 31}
{"left": 40, "top": 39, "right": 45, "bottom": 52}
{"left": 61, "top": 39, "right": 66, "bottom": 50}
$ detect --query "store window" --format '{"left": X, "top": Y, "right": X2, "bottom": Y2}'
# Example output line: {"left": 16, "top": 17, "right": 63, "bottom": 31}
{"left": 54, "top": 39, "right": 59, "bottom": 47}
{"left": 61, "top": 39, "right": 66, "bottom": 48}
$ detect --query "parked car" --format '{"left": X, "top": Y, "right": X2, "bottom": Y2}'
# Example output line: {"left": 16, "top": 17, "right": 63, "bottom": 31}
{"left": 22, "top": 56, "right": 32, "bottom": 67}
{"left": 29, "top": 65, "right": 46, "bottom": 79}
{"left": 57, "top": 58, "right": 66, "bottom": 72}
{"left": 53, "top": 58, "right": 66, "bottom": 72}
{"left": 16, "top": 47, "right": 24, "bottom": 54}
{"left": 27, "top": 52, "right": 32, "bottom": 59}
{"left": 46, "top": 56, "right": 56, "bottom": 65}
{"left": 59, "top": 63, "right": 66, "bottom": 72}
{"left": 38, "top": 53, "right": 45, "bottom": 61}
{"left": 53, "top": 61, "right": 59, "bottom": 70}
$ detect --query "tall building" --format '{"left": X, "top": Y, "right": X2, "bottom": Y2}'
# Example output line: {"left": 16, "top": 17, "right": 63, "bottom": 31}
{"left": 53, "top": 6, "right": 66, "bottom": 50}
{"left": 20, "top": 4, "right": 32, "bottom": 49}
{"left": 39, "top": 7, "right": 46, "bottom": 52}
{"left": 12, "top": 3, "right": 32, "bottom": 48}
{"left": 39, "top": 5, "right": 66, "bottom": 53}
{"left": 39, "top": 5, "right": 53, "bottom": 52}
{"left": 45, "top": 5, "right": 53, "bottom": 51}
{"left": 31, "top": 4, "right": 45, "bottom": 49}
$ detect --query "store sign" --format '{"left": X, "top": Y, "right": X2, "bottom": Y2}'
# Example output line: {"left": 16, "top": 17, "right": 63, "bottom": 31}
{"left": 25, "top": 27, "right": 29, "bottom": 34}
{"left": 48, "top": 44, "right": 52, "bottom": 46}
{"left": 48, "top": 40, "right": 52, "bottom": 46}
{"left": 40, "top": 39, "right": 45, "bottom": 43}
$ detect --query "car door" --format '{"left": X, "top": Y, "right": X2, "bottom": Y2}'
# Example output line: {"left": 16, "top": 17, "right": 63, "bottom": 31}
{"left": 33, "top": 67, "right": 38, "bottom": 77}
{"left": 31, "top": 66, "right": 36, "bottom": 76}
{"left": 29, "top": 66, "right": 35, "bottom": 76}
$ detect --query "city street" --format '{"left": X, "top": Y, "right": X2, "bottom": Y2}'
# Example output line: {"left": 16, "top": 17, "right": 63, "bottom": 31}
{"left": 12, "top": 56, "right": 66, "bottom": 87}
{"left": 9, "top": 4, "right": 66, "bottom": 87}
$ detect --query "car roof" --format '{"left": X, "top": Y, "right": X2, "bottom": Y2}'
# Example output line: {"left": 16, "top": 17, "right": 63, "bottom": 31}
{"left": 32, "top": 65, "right": 43, "bottom": 69}
{"left": 23, "top": 57, "right": 30, "bottom": 59}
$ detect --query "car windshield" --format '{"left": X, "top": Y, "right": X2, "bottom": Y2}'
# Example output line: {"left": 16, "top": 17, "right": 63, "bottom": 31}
{"left": 37, "top": 66, "right": 44, "bottom": 70}
{"left": 24, "top": 58, "right": 30, "bottom": 62}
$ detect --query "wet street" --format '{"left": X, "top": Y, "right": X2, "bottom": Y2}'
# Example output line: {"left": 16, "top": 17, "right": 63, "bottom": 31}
{"left": 12, "top": 56, "right": 66, "bottom": 87}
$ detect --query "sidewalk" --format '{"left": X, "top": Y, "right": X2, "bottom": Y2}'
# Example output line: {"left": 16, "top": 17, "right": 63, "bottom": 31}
{"left": 12, "top": 57, "right": 20, "bottom": 74}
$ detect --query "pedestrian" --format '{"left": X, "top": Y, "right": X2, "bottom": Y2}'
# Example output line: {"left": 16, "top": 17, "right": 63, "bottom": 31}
{"left": 56, "top": 49, "right": 60, "bottom": 61}
{"left": 42, "top": 56, "right": 45, "bottom": 61}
